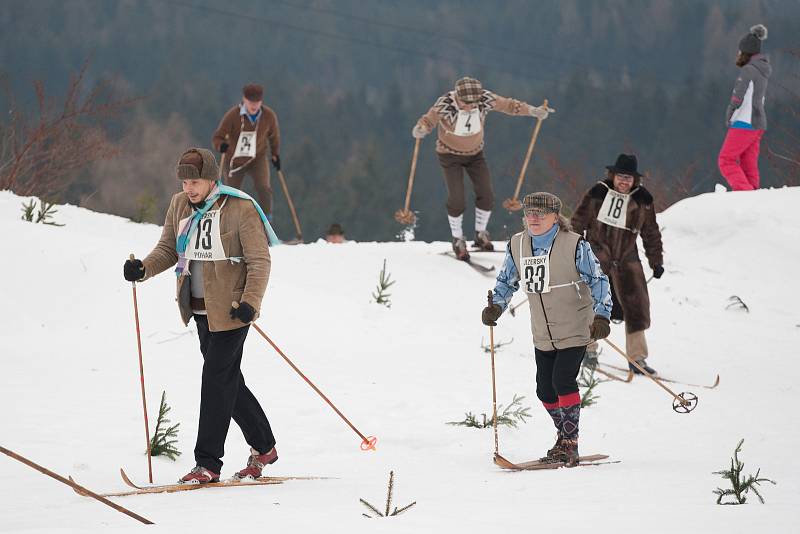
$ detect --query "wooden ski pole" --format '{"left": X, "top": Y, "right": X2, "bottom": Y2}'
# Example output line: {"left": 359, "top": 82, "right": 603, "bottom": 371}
{"left": 129, "top": 254, "right": 153, "bottom": 483}
{"left": 602, "top": 338, "right": 697, "bottom": 411}
{"left": 486, "top": 291, "right": 514, "bottom": 465}
{"left": 394, "top": 138, "right": 420, "bottom": 225}
{"left": 502, "top": 99, "right": 550, "bottom": 212}
{"left": 0, "top": 445, "right": 154, "bottom": 525}
{"left": 234, "top": 303, "right": 377, "bottom": 450}
{"left": 277, "top": 169, "right": 303, "bottom": 242}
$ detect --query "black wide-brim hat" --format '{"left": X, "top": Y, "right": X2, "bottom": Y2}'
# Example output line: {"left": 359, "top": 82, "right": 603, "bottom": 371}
{"left": 606, "top": 154, "right": 643, "bottom": 177}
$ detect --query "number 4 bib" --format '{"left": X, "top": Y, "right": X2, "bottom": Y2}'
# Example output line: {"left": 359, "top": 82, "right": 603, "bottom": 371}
{"left": 521, "top": 255, "right": 551, "bottom": 294}
{"left": 454, "top": 108, "right": 482, "bottom": 137}
{"left": 597, "top": 189, "right": 630, "bottom": 229}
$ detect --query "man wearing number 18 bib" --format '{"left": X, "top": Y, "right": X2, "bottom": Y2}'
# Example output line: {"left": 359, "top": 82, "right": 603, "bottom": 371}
{"left": 571, "top": 154, "right": 664, "bottom": 376}
{"left": 123, "top": 148, "right": 281, "bottom": 485}
{"left": 481, "top": 192, "right": 612, "bottom": 467}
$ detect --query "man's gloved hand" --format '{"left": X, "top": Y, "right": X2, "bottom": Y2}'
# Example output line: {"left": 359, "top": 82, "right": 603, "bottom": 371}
{"left": 123, "top": 258, "right": 145, "bottom": 282}
{"left": 412, "top": 124, "right": 428, "bottom": 139}
{"left": 589, "top": 315, "right": 611, "bottom": 340}
{"left": 230, "top": 301, "right": 256, "bottom": 324}
{"left": 271, "top": 155, "right": 281, "bottom": 171}
{"left": 652, "top": 265, "right": 664, "bottom": 279}
{"left": 220, "top": 142, "right": 229, "bottom": 154}
{"left": 528, "top": 104, "right": 554, "bottom": 120}
{"left": 482, "top": 303, "right": 503, "bottom": 326}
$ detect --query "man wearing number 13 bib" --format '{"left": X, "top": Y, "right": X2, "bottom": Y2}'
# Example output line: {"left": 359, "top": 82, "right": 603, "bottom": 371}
{"left": 571, "top": 154, "right": 664, "bottom": 376}
{"left": 482, "top": 192, "right": 612, "bottom": 467}
{"left": 123, "top": 148, "right": 280, "bottom": 485}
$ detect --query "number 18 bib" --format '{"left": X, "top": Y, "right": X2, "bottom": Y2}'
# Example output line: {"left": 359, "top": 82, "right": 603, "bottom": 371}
{"left": 521, "top": 254, "right": 551, "bottom": 294}
{"left": 180, "top": 209, "right": 227, "bottom": 261}
{"left": 453, "top": 108, "right": 481, "bottom": 137}
{"left": 597, "top": 189, "right": 630, "bottom": 229}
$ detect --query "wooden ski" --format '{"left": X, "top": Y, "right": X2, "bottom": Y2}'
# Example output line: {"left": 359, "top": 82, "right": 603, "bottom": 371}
{"left": 494, "top": 453, "right": 617, "bottom": 471}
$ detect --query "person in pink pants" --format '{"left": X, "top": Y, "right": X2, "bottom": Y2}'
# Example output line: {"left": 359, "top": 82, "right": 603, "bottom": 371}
{"left": 718, "top": 24, "right": 771, "bottom": 191}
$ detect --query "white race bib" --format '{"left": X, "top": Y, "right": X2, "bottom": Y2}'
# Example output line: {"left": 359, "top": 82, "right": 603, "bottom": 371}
{"left": 453, "top": 108, "right": 481, "bottom": 136}
{"left": 598, "top": 189, "right": 629, "bottom": 229}
{"left": 233, "top": 130, "right": 257, "bottom": 160}
{"left": 181, "top": 209, "right": 227, "bottom": 261}
{"left": 521, "top": 255, "right": 551, "bottom": 294}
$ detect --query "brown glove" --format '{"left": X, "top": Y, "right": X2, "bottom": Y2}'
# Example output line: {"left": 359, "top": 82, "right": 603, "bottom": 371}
{"left": 482, "top": 303, "right": 503, "bottom": 326}
{"left": 589, "top": 315, "right": 610, "bottom": 340}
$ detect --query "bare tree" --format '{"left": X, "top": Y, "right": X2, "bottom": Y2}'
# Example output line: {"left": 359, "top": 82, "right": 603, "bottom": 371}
{"left": 0, "top": 58, "right": 137, "bottom": 198}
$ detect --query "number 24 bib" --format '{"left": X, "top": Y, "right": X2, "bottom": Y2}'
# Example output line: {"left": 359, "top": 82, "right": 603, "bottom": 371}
{"left": 180, "top": 209, "right": 227, "bottom": 261}
{"left": 597, "top": 189, "right": 630, "bottom": 229}
{"left": 521, "top": 255, "right": 551, "bottom": 294}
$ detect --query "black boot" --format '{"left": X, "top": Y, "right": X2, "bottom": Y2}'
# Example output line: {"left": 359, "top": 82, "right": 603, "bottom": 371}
{"left": 629, "top": 358, "right": 658, "bottom": 376}
{"left": 472, "top": 230, "right": 494, "bottom": 251}
{"left": 452, "top": 237, "right": 470, "bottom": 261}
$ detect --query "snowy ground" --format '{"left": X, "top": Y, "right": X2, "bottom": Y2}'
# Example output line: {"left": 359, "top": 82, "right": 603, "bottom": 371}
{"left": 1, "top": 187, "right": 798, "bottom": 533}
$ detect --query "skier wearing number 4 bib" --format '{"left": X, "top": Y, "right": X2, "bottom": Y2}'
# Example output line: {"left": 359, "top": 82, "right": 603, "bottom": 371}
{"left": 570, "top": 154, "right": 664, "bottom": 376}
{"left": 123, "top": 148, "right": 281, "bottom": 484}
{"left": 482, "top": 192, "right": 612, "bottom": 467}
{"left": 413, "top": 77, "right": 552, "bottom": 260}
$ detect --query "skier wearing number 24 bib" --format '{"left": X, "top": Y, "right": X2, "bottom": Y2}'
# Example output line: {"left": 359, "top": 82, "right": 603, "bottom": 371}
{"left": 482, "top": 192, "right": 612, "bottom": 467}
{"left": 570, "top": 154, "right": 664, "bottom": 376}
{"left": 123, "top": 148, "right": 281, "bottom": 484}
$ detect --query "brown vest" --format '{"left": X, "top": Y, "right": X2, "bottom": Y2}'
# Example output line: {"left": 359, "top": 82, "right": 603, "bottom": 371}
{"left": 510, "top": 229, "right": 594, "bottom": 351}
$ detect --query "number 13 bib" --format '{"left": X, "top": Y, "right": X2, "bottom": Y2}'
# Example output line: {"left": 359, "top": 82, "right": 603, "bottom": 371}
{"left": 521, "top": 255, "right": 551, "bottom": 294}
{"left": 453, "top": 108, "right": 481, "bottom": 136}
{"left": 597, "top": 189, "right": 630, "bottom": 229}
{"left": 181, "top": 209, "right": 227, "bottom": 261}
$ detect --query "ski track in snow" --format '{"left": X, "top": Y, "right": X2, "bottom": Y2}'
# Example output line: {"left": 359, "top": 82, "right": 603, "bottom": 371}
{"left": 1, "top": 188, "right": 798, "bottom": 533}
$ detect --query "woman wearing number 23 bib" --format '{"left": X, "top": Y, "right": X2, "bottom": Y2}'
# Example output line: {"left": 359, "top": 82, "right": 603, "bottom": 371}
{"left": 571, "top": 154, "right": 664, "bottom": 376}
{"left": 482, "top": 192, "right": 612, "bottom": 467}
{"left": 123, "top": 148, "right": 281, "bottom": 485}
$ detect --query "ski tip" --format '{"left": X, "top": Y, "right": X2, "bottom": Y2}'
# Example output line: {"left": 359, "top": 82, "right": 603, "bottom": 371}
{"left": 712, "top": 374, "right": 720, "bottom": 388}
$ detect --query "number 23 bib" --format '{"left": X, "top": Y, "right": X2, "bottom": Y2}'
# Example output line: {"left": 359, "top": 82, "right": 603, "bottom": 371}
{"left": 180, "top": 208, "right": 227, "bottom": 261}
{"left": 597, "top": 189, "right": 630, "bottom": 229}
{"left": 521, "top": 254, "right": 551, "bottom": 294}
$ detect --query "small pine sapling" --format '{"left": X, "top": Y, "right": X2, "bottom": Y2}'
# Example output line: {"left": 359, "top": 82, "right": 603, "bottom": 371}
{"left": 360, "top": 471, "right": 416, "bottom": 518}
{"left": 372, "top": 259, "right": 395, "bottom": 308}
{"left": 148, "top": 391, "right": 181, "bottom": 460}
{"left": 447, "top": 394, "right": 531, "bottom": 428}
{"left": 578, "top": 366, "right": 606, "bottom": 408}
{"left": 713, "top": 439, "right": 775, "bottom": 504}
{"left": 20, "top": 198, "right": 64, "bottom": 226}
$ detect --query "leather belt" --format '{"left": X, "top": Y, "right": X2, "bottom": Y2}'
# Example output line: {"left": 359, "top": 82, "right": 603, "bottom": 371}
{"left": 190, "top": 297, "right": 206, "bottom": 311}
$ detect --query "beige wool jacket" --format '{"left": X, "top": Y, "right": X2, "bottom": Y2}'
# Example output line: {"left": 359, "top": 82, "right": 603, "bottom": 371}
{"left": 142, "top": 192, "right": 271, "bottom": 332}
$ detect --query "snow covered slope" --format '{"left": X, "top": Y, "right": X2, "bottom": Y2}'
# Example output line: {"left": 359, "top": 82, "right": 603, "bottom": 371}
{"left": 1, "top": 187, "right": 798, "bottom": 533}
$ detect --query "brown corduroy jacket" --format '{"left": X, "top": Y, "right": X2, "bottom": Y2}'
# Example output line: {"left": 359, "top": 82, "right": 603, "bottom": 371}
{"left": 212, "top": 104, "right": 280, "bottom": 167}
{"left": 142, "top": 192, "right": 271, "bottom": 332}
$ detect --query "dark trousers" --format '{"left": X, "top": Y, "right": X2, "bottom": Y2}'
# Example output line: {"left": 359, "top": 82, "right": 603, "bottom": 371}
{"left": 534, "top": 345, "right": 586, "bottom": 404}
{"left": 224, "top": 156, "right": 272, "bottom": 215}
{"left": 194, "top": 315, "right": 276, "bottom": 473}
{"left": 437, "top": 151, "right": 494, "bottom": 216}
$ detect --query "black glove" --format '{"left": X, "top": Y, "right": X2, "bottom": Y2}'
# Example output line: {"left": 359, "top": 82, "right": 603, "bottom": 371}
{"left": 652, "top": 265, "right": 664, "bottom": 279}
{"left": 123, "top": 258, "right": 145, "bottom": 282}
{"left": 220, "top": 142, "right": 229, "bottom": 154}
{"left": 589, "top": 315, "right": 610, "bottom": 340}
{"left": 230, "top": 301, "right": 256, "bottom": 324}
{"left": 271, "top": 155, "right": 281, "bottom": 171}
{"left": 482, "top": 303, "right": 503, "bottom": 326}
